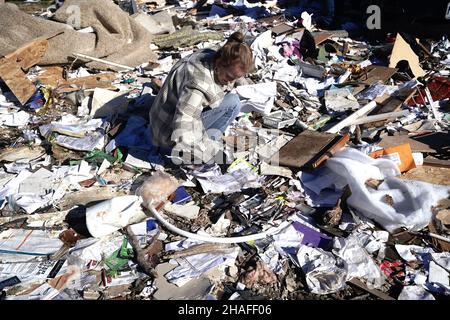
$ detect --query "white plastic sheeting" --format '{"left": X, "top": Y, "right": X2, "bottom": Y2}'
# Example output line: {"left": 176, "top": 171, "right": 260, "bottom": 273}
{"left": 323, "top": 148, "right": 450, "bottom": 232}
{"left": 296, "top": 246, "right": 347, "bottom": 295}
{"left": 333, "top": 233, "right": 385, "bottom": 289}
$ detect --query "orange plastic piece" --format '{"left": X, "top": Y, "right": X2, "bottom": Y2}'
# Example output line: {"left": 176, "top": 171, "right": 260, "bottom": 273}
{"left": 369, "top": 143, "right": 416, "bottom": 173}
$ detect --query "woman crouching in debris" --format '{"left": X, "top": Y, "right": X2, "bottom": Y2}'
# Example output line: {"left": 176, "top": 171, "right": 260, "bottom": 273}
{"left": 149, "top": 31, "right": 254, "bottom": 165}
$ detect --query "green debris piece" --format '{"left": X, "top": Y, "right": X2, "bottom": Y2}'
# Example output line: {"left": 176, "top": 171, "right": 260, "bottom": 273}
{"left": 69, "top": 160, "right": 82, "bottom": 166}
{"left": 106, "top": 269, "right": 119, "bottom": 278}
{"left": 104, "top": 238, "right": 134, "bottom": 271}
{"left": 121, "top": 78, "right": 135, "bottom": 84}
{"left": 104, "top": 249, "right": 129, "bottom": 272}
{"left": 84, "top": 149, "right": 119, "bottom": 165}
{"left": 113, "top": 148, "right": 124, "bottom": 163}
{"left": 317, "top": 45, "right": 331, "bottom": 63}
{"left": 311, "top": 115, "right": 331, "bottom": 130}
{"left": 119, "top": 239, "right": 134, "bottom": 259}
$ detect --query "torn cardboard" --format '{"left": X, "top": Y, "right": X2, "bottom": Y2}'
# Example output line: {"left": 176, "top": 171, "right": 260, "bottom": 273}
{"left": 389, "top": 33, "right": 426, "bottom": 78}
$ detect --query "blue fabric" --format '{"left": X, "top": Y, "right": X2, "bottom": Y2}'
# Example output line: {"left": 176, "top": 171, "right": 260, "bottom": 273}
{"left": 114, "top": 116, "right": 152, "bottom": 150}
{"left": 112, "top": 115, "right": 164, "bottom": 165}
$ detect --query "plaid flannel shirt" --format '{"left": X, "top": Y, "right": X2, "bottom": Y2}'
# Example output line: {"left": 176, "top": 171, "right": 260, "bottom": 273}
{"left": 149, "top": 49, "right": 226, "bottom": 163}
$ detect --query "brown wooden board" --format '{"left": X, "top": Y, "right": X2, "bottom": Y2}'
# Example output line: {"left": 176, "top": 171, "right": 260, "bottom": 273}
{"left": 67, "top": 73, "right": 116, "bottom": 88}
{"left": 347, "top": 278, "right": 395, "bottom": 300}
{"left": 0, "top": 60, "right": 37, "bottom": 105}
{"left": 36, "top": 67, "right": 116, "bottom": 89}
{"left": 428, "top": 222, "right": 450, "bottom": 252}
{"left": 423, "top": 158, "right": 450, "bottom": 169}
{"left": 400, "top": 165, "right": 450, "bottom": 186}
{"left": 355, "top": 65, "right": 398, "bottom": 85}
{"left": 34, "top": 67, "right": 65, "bottom": 87}
{"left": 312, "top": 30, "right": 349, "bottom": 45}
{"left": 313, "top": 32, "right": 332, "bottom": 45}
{"left": 274, "top": 130, "right": 348, "bottom": 169}
{"left": 0, "top": 38, "right": 49, "bottom": 105}
{"left": 271, "top": 23, "right": 295, "bottom": 36}
{"left": 2, "top": 38, "right": 48, "bottom": 69}
{"left": 257, "top": 14, "right": 286, "bottom": 25}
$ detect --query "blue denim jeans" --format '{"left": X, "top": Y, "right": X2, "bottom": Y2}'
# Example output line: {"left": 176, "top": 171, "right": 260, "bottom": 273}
{"left": 158, "top": 93, "right": 241, "bottom": 157}
{"left": 201, "top": 93, "right": 241, "bottom": 141}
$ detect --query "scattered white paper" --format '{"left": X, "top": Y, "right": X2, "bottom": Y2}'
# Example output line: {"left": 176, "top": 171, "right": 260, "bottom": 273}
{"left": 0, "top": 260, "right": 67, "bottom": 283}
{"left": 235, "top": 82, "right": 277, "bottom": 115}
{"left": 165, "top": 239, "right": 240, "bottom": 287}
{"left": 0, "top": 111, "right": 30, "bottom": 127}
{"left": 54, "top": 132, "right": 105, "bottom": 152}
{"left": 325, "top": 88, "right": 359, "bottom": 112}
{"left": 428, "top": 261, "right": 449, "bottom": 287}
{"left": 395, "top": 244, "right": 435, "bottom": 262}
{"left": 0, "top": 229, "right": 63, "bottom": 258}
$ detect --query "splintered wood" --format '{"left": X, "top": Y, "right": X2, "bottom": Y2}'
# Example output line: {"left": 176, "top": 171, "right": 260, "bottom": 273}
{"left": 0, "top": 38, "right": 48, "bottom": 105}
{"left": 36, "top": 67, "right": 117, "bottom": 91}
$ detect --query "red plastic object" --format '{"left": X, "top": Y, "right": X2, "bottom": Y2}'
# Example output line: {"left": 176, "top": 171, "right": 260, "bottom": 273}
{"left": 408, "top": 76, "right": 450, "bottom": 106}
{"left": 380, "top": 260, "right": 405, "bottom": 278}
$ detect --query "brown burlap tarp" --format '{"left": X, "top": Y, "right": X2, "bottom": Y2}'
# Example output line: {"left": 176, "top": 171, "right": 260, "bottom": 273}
{"left": 0, "top": 0, "right": 157, "bottom": 71}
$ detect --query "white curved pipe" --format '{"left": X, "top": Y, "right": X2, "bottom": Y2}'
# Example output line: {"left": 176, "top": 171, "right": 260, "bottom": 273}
{"left": 148, "top": 205, "right": 290, "bottom": 244}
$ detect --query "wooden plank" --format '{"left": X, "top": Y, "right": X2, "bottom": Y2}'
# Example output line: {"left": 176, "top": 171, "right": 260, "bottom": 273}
{"left": 347, "top": 278, "right": 395, "bottom": 300}
{"left": 353, "top": 110, "right": 410, "bottom": 126}
{"left": 0, "top": 39, "right": 49, "bottom": 105}
{"left": 313, "top": 33, "right": 332, "bottom": 45}
{"left": 0, "top": 60, "right": 37, "bottom": 105}
{"left": 428, "top": 222, "right": 450, "bottom": 252}
{"left": 400, "top": 166, "right": 450, "bottom": 186}
{"left": 378, "top": 135, "right": 436, "bottom": 153}
{"left": 312, "top": 30, "right": 349, "bottom": 45}
{"left": 380, "top": 132, "right": 450, "bottom": 155}
{"left": 34, "top": 67, "right": 65, "bottom": 87}
{"left": 423, "top": 158, "right": 450, "bottom": 169}
{"left": 36, "top": 67, "right": 117, "bottom": 89}
{"left": 2, "top": 38, "right": 48, "bottom": 70}
{"left": 356, "top": 65, "right": 398, "bottom": 85}
{"left": 271, "top": 23, "right": 295, "bottom": 36}
{"left": 257, "top": 14, "right": 286, "bottom": 25}
{"left": 275, "top": 130, "right": 348, "bottom": 169}
{"left": 73, "top": 53, "right": 135, "bottom": 71}
{"left": 327, "top": 100, "right": 377, "bottom": 133}
{"left": 67, "top": 73, "right": 117, "bottom": 89}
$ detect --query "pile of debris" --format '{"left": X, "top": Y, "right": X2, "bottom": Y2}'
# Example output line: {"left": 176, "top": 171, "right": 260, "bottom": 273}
{"left": 0, "top": 0, "right": 449, "bottom": 301}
